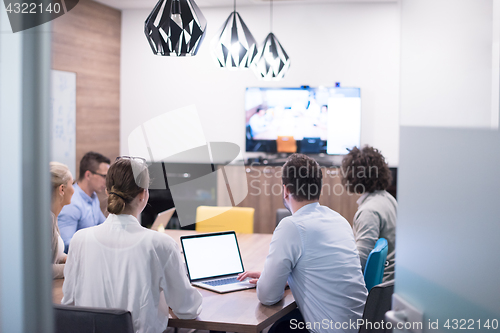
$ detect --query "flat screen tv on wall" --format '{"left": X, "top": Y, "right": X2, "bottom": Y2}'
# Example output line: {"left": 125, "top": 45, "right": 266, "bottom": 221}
{"left": 245, "top": 87, "right": 361, "bottom": 155}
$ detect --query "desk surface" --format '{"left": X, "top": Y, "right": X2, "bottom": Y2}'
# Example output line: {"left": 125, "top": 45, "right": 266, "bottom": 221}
{"left": 53, "top": 229, "right": 296, "bottom": 333}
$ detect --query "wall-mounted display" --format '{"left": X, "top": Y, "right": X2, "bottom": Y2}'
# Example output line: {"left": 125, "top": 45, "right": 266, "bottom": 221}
{"left": 245, "top": 87, "right": 361, "bottom": 155}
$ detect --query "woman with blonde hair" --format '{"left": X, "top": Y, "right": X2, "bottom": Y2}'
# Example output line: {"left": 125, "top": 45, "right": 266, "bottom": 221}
{"left": 50, "top": 162, "right": 75, "bottom": 278}
{"left": 62, "top": 157, "right": 202, "bottom": 333}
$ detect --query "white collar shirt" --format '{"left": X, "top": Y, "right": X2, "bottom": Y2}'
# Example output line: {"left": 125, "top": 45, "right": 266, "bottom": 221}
{"left": 256, "top": 203, "right": 368, "bottom": 333}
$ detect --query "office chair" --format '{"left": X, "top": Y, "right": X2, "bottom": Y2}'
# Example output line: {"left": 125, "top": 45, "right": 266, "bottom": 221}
{"left": 300, "top": 137, "right": 322, "bottom": 154}
{"left": 276, "top": 208, "right": 292, "bottom": 227}
{"left": 363, "top": 238, "right": 388, "bottom": 291}
{"left": 54, "top": 304, "right": 134, "bottom": 333}
{"left": 358, "top": 280, "right": 394, "bottom": 333}
{"left": 276, "top": 136, "right": 297, "bottom": 153}
{"left": 195, "top": 206, "right": 254, "bottom": 233}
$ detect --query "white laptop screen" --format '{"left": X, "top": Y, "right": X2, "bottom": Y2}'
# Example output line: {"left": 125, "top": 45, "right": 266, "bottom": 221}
{"left": 181, "top": 232, "right": 244, "bottom": 281}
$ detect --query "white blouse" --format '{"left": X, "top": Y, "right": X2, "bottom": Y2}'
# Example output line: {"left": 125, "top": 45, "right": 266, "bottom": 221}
{"left": 62, "top": 214, "right": 202, "bottom": 333}
{"left": 56, "top": 234, "right": 65, "bottom": 262}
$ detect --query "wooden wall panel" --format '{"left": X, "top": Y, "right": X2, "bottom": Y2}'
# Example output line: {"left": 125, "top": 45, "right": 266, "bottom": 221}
{"left": 52, "top": 0, "right": 121, "bottom": 175}
{"left": 218, "top": 166, "right": 361, "bottom": 234}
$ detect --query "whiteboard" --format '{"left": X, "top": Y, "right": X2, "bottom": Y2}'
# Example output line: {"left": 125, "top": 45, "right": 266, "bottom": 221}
{"left": 51, "top": 70, "right": 76, "bottom": 178}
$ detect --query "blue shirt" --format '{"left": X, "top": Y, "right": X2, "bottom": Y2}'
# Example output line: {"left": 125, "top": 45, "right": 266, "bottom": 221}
{"left": 58, "top": 183, "right": 106, "bottom": 253}
{"left": 256, "top": 203, "right": 368, "bottom": 333}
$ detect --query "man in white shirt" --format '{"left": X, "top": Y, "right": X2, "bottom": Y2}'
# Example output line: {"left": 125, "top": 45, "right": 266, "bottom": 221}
{"left": 249, "top": 108, "right": 271, "bottom": 135}
{"left": 238, "top": 154, "right": 367, "bottom": 333}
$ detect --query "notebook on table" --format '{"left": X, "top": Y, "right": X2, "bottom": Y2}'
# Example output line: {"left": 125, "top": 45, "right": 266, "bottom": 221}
{"left": 180, "top": 231, "right": 256, "bottom": 294}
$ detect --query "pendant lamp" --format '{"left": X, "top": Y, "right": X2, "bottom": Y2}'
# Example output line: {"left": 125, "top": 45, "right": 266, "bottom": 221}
{"left": 212, "top": 0, "right": 258, "bottom": 68}
{"left": 145, "top": 0, "right": 207, "bottom": 56}
{"left": 253, "top": 0, "right": 290, "bottom": 80}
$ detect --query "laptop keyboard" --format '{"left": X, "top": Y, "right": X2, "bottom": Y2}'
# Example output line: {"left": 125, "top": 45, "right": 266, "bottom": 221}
{"left": 203, "top": 277, "right": 240, "bottom": 286}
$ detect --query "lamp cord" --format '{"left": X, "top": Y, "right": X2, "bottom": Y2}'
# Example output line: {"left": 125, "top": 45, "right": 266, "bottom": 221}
{"left": 270, "top": 0, "right": 273, "bottom": 33}
{"left": 234, "top": 0, "right": 236, "bottom": 13}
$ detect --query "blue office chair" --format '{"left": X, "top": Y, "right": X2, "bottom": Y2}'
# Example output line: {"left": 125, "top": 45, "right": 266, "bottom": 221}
{"left": 363, "top": 238, "right": 388, "bottom": 291}
{"left": 300, "top": 137, "right": 322, "bottom": 153}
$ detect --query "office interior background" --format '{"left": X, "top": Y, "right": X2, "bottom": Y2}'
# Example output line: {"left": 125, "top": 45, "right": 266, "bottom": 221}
{"left": 1, "top": 0, "right": 499, "bottom": 332}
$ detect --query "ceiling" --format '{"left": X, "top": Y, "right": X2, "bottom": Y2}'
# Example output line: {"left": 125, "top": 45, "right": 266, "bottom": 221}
{"left": 94, "top": 0, "right": 396, "bottom": 10}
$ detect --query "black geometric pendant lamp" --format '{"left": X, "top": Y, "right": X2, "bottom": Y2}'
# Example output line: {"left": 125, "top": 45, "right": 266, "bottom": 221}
{"left": 212, "top": 0, "right": 259, "bottom": 68}
{"left": 145, "top": 0, "right": 207, "bottom": 56}
{"left": 253, "top": 0, "right": 290, "bottom": 80}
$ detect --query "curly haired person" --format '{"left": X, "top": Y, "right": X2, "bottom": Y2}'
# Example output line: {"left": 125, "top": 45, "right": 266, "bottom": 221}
{"left": 341, "top": 146, "right": 397, "bottom": 282}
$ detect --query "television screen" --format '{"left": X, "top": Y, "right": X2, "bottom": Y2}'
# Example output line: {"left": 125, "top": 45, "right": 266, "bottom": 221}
{"left": 245, "top": 87, "right": 361, "bottom": 155}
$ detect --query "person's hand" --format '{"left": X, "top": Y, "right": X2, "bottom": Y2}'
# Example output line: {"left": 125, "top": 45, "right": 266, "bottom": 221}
{"left": 237, "top": 271, "right": 261, "bottom": 284}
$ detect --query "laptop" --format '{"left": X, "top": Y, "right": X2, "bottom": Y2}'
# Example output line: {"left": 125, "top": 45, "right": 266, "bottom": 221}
{"left": 151, "top": 208, "right": 176, "bottom": 231}
{"left": 180, "top": 231, "right": 256, "bottom": 293}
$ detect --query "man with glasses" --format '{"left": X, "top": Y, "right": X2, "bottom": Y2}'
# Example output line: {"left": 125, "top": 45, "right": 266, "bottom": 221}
{"left": 58, "top": 152, "right": 111, "bottom": 253}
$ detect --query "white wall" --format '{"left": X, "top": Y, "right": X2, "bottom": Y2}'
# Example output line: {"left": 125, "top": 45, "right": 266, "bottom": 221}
{"left": 400, "top": 0, "right": 498, "bottom": 129}
{"left": 120, "top": 2, "right": 401, "bottom": 165}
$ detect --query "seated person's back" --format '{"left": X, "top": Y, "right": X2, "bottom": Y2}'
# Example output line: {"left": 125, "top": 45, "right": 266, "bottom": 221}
{"left": 239, "top": 154, "right": 367, "bottom": 333}
{"left": 341, "top": 146, "right": 398, "bottom": 282}
{"left": 267, "top": 203, "right": 368, "bottom": 330}
{"left": 62, "top": 157, "right": 202, "bottom": 333}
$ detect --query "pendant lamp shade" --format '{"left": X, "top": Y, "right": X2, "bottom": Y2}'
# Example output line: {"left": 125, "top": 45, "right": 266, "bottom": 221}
{"left": 212, "top": 11, "right": 258, "bottom": 68}
{"left": 145, "top": 0, "right": 207, "bottom": 56}
{"left": 253, "top": 33, "right": 290, "bottom": 80}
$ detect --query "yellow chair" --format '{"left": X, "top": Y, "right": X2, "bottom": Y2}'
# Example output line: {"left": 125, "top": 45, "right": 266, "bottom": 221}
{"left": 195, "top": 206, "right": 255, "bottom": 234}
{"left": 277, "top": 136, "right": 297, "bottom": 153}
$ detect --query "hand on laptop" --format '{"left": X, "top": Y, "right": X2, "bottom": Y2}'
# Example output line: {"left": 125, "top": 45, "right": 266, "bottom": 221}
{"left": 237, "top": 271, "right": 261, "bottom": 284}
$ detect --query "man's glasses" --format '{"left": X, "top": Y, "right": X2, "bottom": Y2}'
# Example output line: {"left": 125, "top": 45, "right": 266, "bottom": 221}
{"left": 90, "top": 170, "right": 107, "bottom": 179}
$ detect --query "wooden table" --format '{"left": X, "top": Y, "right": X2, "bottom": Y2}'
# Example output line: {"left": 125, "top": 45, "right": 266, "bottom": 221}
{"left": 53, "top": 230, "right": 296, "bottom": 333}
